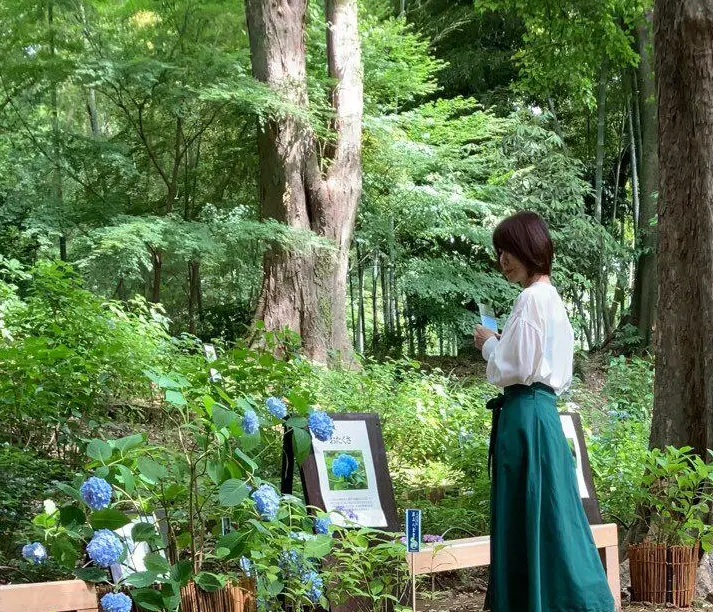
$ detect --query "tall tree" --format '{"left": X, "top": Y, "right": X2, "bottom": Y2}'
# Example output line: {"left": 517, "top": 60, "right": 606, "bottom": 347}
{"left": 630, "top": 9, "right": 658, "bottom": 348}
{"left": 245, "top": 0, "right": 363, "bottom": 362}
{"left": 650, "top": 0, "right": 713, "bottom": 452}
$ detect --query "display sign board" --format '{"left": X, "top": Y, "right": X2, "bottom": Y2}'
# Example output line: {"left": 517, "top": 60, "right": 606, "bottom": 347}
{"left": 559, "top": 412, "right": 603, "bottom": 524}
{"left": 300, "top": 413, "right": 400, "bottom": 533}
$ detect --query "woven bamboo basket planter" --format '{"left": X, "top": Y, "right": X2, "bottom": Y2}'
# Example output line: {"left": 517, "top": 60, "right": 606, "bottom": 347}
{"left": 181, "top": 579, "right": 257, "bottom": 612}
{"left": 629, "top": 542, "right": 699, "bottom": 607}
{"left": 97, "top": 580, "right": 256, "bottom": 612}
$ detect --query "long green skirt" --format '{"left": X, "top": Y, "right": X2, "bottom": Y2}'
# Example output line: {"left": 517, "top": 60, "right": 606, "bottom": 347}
{"left": 486, "top": 383, "right": 615, "bottom": 612}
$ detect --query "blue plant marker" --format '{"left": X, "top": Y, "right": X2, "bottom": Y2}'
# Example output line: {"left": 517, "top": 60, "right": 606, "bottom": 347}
{"left": 406, "top": 509, "right": 421, "bottom": 553}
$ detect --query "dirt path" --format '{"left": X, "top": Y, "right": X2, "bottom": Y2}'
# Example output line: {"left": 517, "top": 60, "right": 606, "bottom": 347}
{"left": 416, "top": 590, "right": 713, "bottom": 611}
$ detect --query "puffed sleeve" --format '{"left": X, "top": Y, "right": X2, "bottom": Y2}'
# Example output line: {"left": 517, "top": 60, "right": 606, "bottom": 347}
{"left": 481, "top": 309, "right": 545, "bottom": 389}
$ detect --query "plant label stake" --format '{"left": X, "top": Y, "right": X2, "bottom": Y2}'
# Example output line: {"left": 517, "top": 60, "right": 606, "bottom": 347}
{"left": 406, "top": 509, "right": 421, "bottom": 611}
{"left": 203, "top": 343, "right": 221, "bottom": 382}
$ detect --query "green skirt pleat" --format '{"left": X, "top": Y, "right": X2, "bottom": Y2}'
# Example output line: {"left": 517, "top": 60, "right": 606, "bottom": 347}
{"left": 488, "top": 386, "right": 615, "bottom": 612}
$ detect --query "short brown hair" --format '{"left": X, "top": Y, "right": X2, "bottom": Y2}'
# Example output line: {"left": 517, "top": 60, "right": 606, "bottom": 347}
{"left": 492, "top": 211, "right": 553, "bottom": 275}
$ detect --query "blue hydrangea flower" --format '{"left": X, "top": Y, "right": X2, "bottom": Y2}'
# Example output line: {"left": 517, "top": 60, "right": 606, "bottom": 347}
{"left": 278, "top": 549, "right": 305, "bottom": 577}
{"left": 239, "top": 556, "right": 252, "bottom": 577}
{"left": 302, "top": 569, "right": 323, "bottom": 604}
{"left": 251, "top": 484, "right": 280, "bottom": 521}
{"left": 80, "top": 476, "right": 113, "bottom": 510}
{"left": 266, "top": 397, "right": 287, "bottom": 419}
{"left": 87, "top": 529, "right": 124, "bottom": 567}
{"left": 308, "top": 411, "right": 334, "bottom": 442}
{"left": 331, "top": 453, "right": 358, "bottom": 479}
{"left": 22, "top": 542, "right": 47, "bottom": 564}
{"left": 100, "top": 592, "right": 132, "bottom": 612}
{"left": 289, "top": 531, "right": 315, "bottom": 542}
{"left": 314, "top": 516, "right": 331, "bottom": 535}
{"left": 242, "top": 409, "right": 260, "bottom": 435}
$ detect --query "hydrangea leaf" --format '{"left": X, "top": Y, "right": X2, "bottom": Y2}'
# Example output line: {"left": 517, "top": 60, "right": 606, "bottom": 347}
{"left": 218, "top": 479, "right": 249, "bottom": 507}
{"left": 89, "top": 509, "right": 132, "bottom": 530}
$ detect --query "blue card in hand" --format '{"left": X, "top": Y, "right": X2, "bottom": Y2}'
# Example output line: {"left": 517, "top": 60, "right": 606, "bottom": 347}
{"left": 478, "top": 303, "right": 499, "bottom": 333}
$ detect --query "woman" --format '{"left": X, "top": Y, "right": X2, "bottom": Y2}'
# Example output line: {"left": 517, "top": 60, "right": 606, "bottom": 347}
{"left": 474, "top": 211, "right": 614, "bottom": 612}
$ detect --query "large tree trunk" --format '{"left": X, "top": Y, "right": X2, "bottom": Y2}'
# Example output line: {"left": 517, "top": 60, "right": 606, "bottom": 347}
{"left": 630, "top": 10, "right": 659, "bottom": 349}
{"left": 246, "top": 0, "right": 363, "bottom": 363}
{"left": 650, "top": 0, "right": 713, "bottom": 452}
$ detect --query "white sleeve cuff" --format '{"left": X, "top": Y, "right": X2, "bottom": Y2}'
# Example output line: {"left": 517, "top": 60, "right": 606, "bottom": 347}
{"left": 482, "top": 336, "right": 499, "bottom": 361}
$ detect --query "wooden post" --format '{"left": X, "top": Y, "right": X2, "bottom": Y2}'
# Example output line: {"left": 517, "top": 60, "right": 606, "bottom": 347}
{"left": 0, "top": 580, "right": 98, "bottom": 612}
{"left": 605, "top": 543, "right": 622, "bottom": 611}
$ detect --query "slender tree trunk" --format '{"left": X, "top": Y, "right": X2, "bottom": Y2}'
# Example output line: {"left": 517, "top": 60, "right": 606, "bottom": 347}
{"left": 628, "top": 101, "right": 641, "bottom": 236}
{"left": 371, "top": 251, "right": 379, "bottom": 352}
{"left": 405, "top": 296, "right": 415, "bottom": 355}
{"left": 349, "top": 261, "right": 357, "bottom": 348}
{"left": 188, "top": 260, "right": 201, "bottom": 335}
{"left": 356, "top": 242, "right": 365, "bottom": 354}
{"left": 416, "top": 317, "right": 426, "bottom": 356}
{"left": 246, "top": 0, "right": 363, "bottom": 363}
{"left": 593, "top": 59, "right": 608, "bottom": 344}
{"left": 388, "top": 217, "right": 401, "bottom": 349}
{"left": 650, "top": 0, "right": 713, "bottom": 453}
{"left": 380, "top": 253, "right": 390, "bottom": 336}
{"left": 575, "top": 293, "right": 594, "bottom": 350}
{"left": 612, "top": 105, "right": 627, "bottom": 228}
{"left": 48, "top": 1, "right": 65, "bottom": 260}
{"left": 79, "top": 3, "right": 100, "bottom": 138}
{"left": 594, "top": 59, "right": 608, "bottom": 223}
{"left": 151, "top": 250, "right": 162, "bottom": 303}
{"left": 630, "top": 9, "right": 659, "bottom": 349}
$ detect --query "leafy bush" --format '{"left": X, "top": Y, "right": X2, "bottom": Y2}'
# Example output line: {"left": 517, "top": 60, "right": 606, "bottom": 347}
{"left": 603, "top": 355, "right": 654, "bottom": 420}
{"left": 0, "top": 260, "right": 177, "bottom": 461}
{"left": 310, "top": 359, "right": 493, "bottom": 535}
{"left": 588, "top": 356, "right": 653, "bottom": 527}
{"left": 20, "top": 374, "right": 408, "bottom": 610}
{"left": 636, "top": 446, "right": 713, "bottom": 551}
{"left": 0, "top": 445, "right": 72, "bottom": 560}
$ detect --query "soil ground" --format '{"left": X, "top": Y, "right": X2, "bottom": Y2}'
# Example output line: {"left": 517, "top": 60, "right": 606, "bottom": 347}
{"left": 413, "top": 569, "right": 713, "bottom": 611}
{"left": 416, "top": 590, "right": 712, "bottom": 611}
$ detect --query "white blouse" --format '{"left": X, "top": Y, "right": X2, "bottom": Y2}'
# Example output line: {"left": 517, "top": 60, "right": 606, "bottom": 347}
{"left": 481, "top": 282, "right": 574, "bottom": 395}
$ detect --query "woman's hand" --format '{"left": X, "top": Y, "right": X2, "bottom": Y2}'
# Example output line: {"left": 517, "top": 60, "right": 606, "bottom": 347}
{"left": 474, "top": 325, "right": 498, "bottom": 350}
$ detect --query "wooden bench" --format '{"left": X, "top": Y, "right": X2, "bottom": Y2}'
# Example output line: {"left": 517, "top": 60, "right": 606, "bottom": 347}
{"left": 0, "top": 579, "right": 99, "bottom": 612}
{"left": 407, "top": 522, "right": 621, "bottom": 610}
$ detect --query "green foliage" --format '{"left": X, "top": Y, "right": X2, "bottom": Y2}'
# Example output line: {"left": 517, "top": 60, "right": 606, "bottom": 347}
{"left": 603, "top": 355, "right": 654, "bottom": 420}
{"left": 312, "top": 359, "right": 494, "bottom": 535}
{"left": 0, "top": 445, "right": 73, "bottom": 560}
{"left": 637, "top": 447, "right": 713, "bottom": 551}
{"left": 478, "top": 0, "right": 645, "bottom": 106}
{"left": 22, "top": 365, "right": 407, "bottom": 609}
{"left": 0, "top": 260, "right": 175, "bottom": 459}
{"left": 588, "top": 356, "right": 653, "bottom": 526}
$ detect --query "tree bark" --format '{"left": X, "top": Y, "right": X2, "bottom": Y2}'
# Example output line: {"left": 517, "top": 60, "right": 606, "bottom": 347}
{"left": 48, "top": 1, "right": 66, "bottom": 260}
{"left": 151, "top": 250, "right": 162, "bottom": 303}
{"left": 631, "top": 10, "right": 659, "bottom": 349}
{"left": 628, "top": 100, "right": 641, "bottom": 237}
{"left": 356, "top": 241, "right": 366, "bottom": 354}
{"left": 246, "top": 0, "right": 363, "bottom": 363}
{"left": 594, "top": 59, "right": 608, "bottom": 223}
{"left": 371, "top": 251, "right": 379, "bottom": 352}
{"left": 650, "top": 0, "right": 713, "bottom": 453}
{"left": 188, "top": 260, "right": 201, "bottom": 335}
